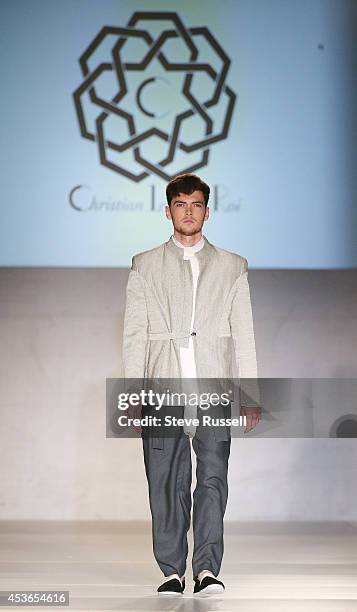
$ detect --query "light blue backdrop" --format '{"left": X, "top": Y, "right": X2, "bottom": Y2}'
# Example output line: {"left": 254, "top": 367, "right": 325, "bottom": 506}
{"left": 1, "top": 0, "right": 356, "bottom": 268}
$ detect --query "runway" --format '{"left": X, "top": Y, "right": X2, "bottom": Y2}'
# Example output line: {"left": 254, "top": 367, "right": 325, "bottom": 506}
{"left": 0, "top": 521, "right": 356, "bottom": 611}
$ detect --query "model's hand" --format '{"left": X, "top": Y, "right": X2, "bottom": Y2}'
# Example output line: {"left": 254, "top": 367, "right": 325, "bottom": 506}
{"left": 126, "top": 399, "right": 142, "bottom": 434}
{"left": 240, "top": 406, "right": 262, "bottom": 433}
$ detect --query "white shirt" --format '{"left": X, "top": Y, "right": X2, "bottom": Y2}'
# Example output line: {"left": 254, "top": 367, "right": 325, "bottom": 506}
{"left": 171, "top": 234, "right": 204, "bottom": 378}
{"left": 171, "top": 234, "right": 205, "bottom": 437}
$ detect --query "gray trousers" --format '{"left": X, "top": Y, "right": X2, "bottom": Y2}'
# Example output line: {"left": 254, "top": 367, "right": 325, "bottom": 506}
{"left": 141, "top": 404, "right": 231, "bottom": 579}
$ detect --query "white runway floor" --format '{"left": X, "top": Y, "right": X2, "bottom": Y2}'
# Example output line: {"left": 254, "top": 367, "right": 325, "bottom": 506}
{"left": 0, "top": 521, "right": 356, "bottom": 611}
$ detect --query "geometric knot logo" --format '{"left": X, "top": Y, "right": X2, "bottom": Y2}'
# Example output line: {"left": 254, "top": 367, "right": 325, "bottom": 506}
{"left": 73, "top": 11, "right": 237, "bottom": 183}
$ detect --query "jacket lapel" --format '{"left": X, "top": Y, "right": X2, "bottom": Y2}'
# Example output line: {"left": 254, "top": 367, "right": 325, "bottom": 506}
{"left": 164, "top": 235, "right": 216, "bottom": 336}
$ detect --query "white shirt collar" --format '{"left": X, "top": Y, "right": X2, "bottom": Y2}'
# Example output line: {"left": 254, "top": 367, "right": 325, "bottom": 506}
{"left": 171, "top": 234, "right": 205, "bottom": 253}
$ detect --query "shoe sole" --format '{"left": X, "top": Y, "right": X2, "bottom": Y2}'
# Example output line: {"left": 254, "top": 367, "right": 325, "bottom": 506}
{"left": 158, "top": 591, "right": 183, "bottom": 596}
{"left": 194, "top": 584, "right": 225, "bottom": 596}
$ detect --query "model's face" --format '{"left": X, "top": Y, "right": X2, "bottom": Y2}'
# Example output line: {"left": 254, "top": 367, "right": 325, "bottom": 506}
{"left": 165, "top": 190, "right": 209, "bottom": 235}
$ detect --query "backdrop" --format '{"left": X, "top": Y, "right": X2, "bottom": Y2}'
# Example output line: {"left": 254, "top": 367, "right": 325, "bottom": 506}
{"left": 1, "top": 0, "right": 356, "bottom": 267}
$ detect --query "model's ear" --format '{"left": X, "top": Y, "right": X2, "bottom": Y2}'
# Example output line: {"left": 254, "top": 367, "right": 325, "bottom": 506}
{"left": 205, "top": 206, "right": 210, "bottom": 220}
{"left": 165, "top": 205, "right": 172, "bottom": 220}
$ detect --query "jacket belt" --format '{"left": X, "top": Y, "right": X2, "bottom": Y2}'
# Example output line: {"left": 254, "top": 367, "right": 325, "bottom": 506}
{"left": 148, "top": 331, "right": 192, "bottom": 340}
{"left": 148, "top": 331, "right": 232, "bottom": 340}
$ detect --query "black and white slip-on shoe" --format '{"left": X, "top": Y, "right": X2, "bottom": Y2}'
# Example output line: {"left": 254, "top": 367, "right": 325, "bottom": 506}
{"left": 157, "top": 576, "right": 185, "bottom": 595}
{"left": 193, "top": 575, "right": 225, "bottom": 596}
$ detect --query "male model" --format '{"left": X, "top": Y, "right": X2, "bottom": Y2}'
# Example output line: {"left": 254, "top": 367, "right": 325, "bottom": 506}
{"left": 122, "top": 173, "right": 261, "bottom": 596}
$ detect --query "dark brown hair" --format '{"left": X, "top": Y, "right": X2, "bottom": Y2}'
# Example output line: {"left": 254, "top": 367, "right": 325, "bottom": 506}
{"left": 166, "top": 173, "right": 210, "bottom": 207}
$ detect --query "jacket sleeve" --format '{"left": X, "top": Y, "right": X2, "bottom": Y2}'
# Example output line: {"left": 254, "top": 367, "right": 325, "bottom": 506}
{"left": 229, "top": 257, "right": 261, "bottom": 408}
{"left": 122, "top": 256, "right": 149, "bottom": 384}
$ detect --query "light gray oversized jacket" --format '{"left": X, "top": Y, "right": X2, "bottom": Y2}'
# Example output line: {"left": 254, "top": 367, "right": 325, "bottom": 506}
{"left": 122, "top": 235, "right": 261, "bottom": 408}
